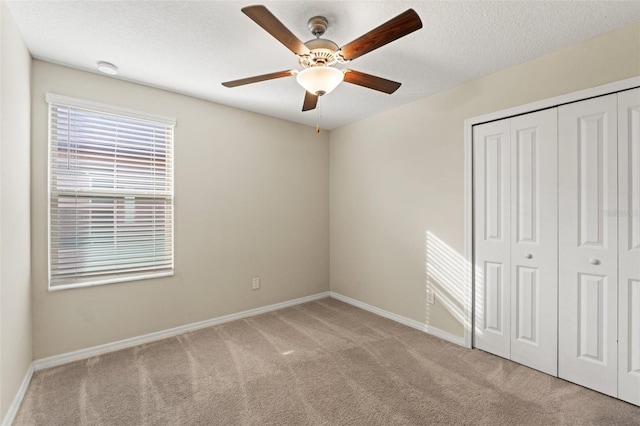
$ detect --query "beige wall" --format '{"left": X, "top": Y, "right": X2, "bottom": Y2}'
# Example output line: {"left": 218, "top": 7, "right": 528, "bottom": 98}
{"left": 31, "top": 61, "right": 329, "bottom": 359}
{"left": 329, "top": 23, "right": 640, "bottom": 338}
{"left": 0, "top": 0, "right": 32, "bottom": 419}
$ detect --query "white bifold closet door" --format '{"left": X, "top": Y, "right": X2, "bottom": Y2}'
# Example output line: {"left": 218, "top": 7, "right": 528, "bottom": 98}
{"left": 618, "top": 87, "right": 640, "bottom": 406}
{"left": 474, "top": 119, "right": 511, "bottom": 359}
{"left": 509, "top": 110, "right": 558, "bottom": 376}
{"left": 558, "top": 94, "right": 618, "bottom": 397}
{"left": 474, "top": 109, "right": 558, "bottom": 375}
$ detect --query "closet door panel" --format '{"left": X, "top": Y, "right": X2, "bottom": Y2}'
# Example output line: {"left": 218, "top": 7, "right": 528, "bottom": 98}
{"left": 474, "top": 119, "right": 511, "bottom": 359}
{"left": 618, "top": 88, "right": 640, "bottom": 406}
{"left": 510, "top": 109, "right": 558, "bottom": 376}
{"left": 558, "top": 94, "right": 618, "bottom": 397}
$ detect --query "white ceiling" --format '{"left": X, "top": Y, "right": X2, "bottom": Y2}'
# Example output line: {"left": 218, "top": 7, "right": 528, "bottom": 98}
{"left": 6, "top": 1, "right": 640, "bottom": 130}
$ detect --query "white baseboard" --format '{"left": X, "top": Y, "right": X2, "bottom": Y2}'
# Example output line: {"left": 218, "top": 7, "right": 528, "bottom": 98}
{"left": 1, "top": 363, "right": 34, "bottom": 426}
{"left": 329, "top": 291, "right": 466, "bottom": 347}
{"left": 34, "top": 291, "right": 330, "bottom": 371}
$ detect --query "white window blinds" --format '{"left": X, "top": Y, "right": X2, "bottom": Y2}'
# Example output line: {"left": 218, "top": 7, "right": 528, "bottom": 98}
{"left": 47, "top": 94, "right": 175, "bottom": 290}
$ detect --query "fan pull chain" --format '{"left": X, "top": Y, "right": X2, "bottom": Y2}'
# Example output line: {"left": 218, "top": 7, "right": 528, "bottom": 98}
{"left": 316, "top": 96, "right": 321, "bottom": 133}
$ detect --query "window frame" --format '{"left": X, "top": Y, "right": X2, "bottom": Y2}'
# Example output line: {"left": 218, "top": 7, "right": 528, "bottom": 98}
{"left": 46, "top": 93, "right": 176, "bottom": 291}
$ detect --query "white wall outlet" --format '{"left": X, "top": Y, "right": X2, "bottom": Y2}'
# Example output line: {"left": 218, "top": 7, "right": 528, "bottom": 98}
{"left": 426, "top": 288, "right": 435, "bottom": 304}
{"left": 252, "top": 277, "right": 260, "bottom": 290}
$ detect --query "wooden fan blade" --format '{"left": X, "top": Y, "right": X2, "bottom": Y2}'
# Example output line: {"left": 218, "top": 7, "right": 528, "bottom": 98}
{"left": 339, "top": 9, "right": 422, "bottom": 61}
{"left": 242, "top": 5, "right": 310, "bottom": 56}
{"left": 302, "top": 91, "right": 318, "bottom": 111}
{"left": 343, "top": 70, "right": 401, "bottom": 94}
{"left": 222, "top": 70, "right": 295, "bottom": 88}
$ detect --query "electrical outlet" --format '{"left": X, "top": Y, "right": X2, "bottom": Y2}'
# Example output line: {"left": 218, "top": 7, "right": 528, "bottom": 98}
{"left": 427, "top": 289, "right": 435, "bottom": 304}
{"left": 252, "top": 277, "right": 260, "bottom": 290}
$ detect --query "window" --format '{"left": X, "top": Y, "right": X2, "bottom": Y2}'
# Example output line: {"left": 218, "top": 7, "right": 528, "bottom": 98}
{"left": 47, "top": 94, "right": 175, "bottom": 290}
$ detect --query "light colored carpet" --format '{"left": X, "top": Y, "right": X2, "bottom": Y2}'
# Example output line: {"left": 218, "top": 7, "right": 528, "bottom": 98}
{"left": 14, "top": 298, "right": 640, "bottom": 425}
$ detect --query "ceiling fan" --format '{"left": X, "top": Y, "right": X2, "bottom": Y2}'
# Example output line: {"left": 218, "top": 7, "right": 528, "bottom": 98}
{"left": 222, "top": 5, "right": 423, "bottom": 112}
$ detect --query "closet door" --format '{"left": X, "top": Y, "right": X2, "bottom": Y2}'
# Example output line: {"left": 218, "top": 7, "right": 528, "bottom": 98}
{"left": 558, "top": 94, "right": 618, "bottom": 397}
{"left": 474, "top": 119, "right": 511, "bottom": 359}
{"left": 618, "top": 88, "right": 640, "bottom": 406}
{"left": 509, "top": 109, "right": 558, "bottom": 376}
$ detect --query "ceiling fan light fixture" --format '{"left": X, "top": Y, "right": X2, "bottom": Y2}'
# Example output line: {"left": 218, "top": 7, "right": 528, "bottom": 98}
{"left": 296, "top": 66, "right": 343, "bottom": 96}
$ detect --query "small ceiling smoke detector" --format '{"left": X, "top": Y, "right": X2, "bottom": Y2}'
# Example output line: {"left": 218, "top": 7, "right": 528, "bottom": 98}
{"left": 97, "top": 61, "right": 118, "bottom": 75}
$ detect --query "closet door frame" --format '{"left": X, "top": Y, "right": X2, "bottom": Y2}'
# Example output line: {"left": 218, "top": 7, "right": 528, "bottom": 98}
{"left": 463, "top": 76, "right": 640, "bottom": 349}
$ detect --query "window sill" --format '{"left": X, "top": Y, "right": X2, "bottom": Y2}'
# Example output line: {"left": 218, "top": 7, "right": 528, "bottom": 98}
{"left": 48, "top": 271, "right": 174, "bottom": 291}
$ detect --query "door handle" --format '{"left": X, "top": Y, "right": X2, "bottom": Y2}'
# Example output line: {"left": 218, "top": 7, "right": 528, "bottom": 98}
{"left": 524, "top": 253, "right": 533, "bottom": 259}
{"left": 588, "top": 258, "right": 601, "bottom": 265}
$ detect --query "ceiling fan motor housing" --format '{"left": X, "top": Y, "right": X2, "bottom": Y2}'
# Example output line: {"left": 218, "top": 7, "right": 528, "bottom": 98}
{"left": 299, "top": 38, "right": 341, "bottom": 68}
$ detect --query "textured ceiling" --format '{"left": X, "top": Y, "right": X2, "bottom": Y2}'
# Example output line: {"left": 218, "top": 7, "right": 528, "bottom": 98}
{"left": 6, "top": 1, "right": 640, "bottom": 130}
